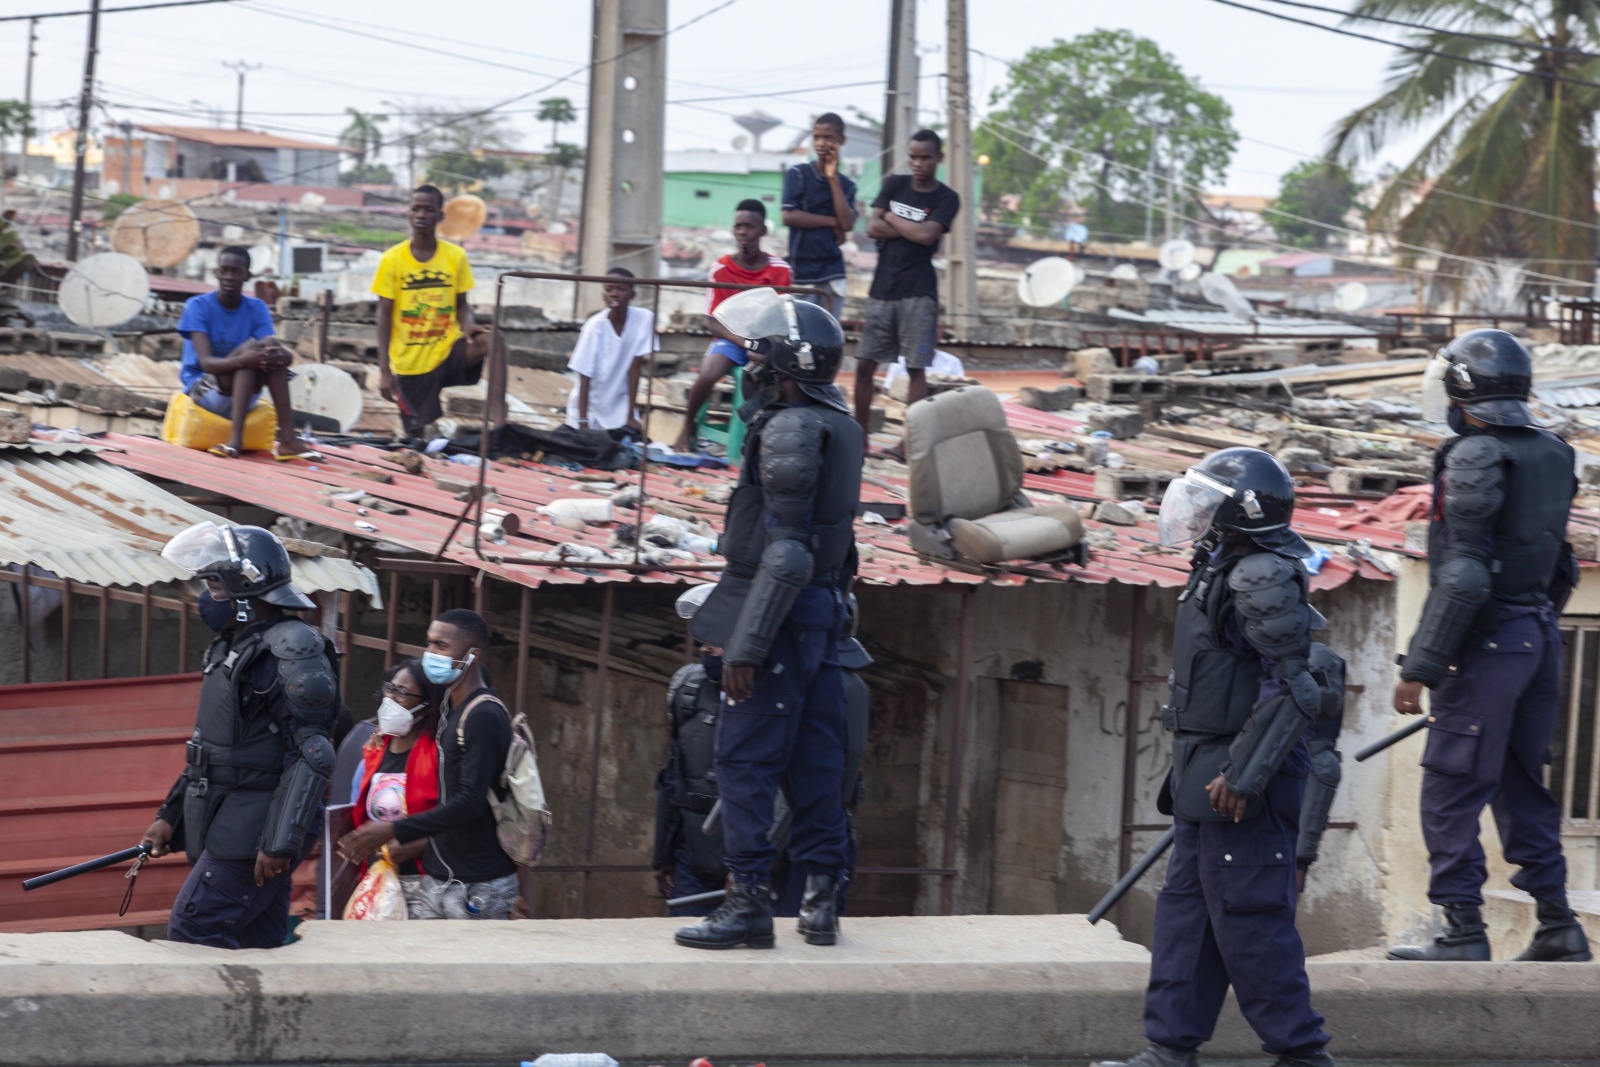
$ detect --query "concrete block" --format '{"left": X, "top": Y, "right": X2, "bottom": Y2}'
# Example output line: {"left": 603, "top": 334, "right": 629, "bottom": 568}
{"left": 0, "top": 367, "right": 28, "bottom": 393}
{"left": 1572, "top": 528, "right": 1600, "bottom": 562}
{"left": 48, "top": 332, "right": 104, "bottom": 357}
{"left": 1086, "top": 374, "right": 1169, "bottom": 405}
{"left": 1017, "top": 384, "right": 1084, "bottom": 412}
{"left": 1072, "top": 346, "right": 1116, "bottom": 379}
{"left": 1094, "top": 467, "right": 1173, "bottom": 501}
{"left": 326, "top": 337, "right": 379, "bottom": 363}
{"left": 1087, "top": 409, "right": 1144, "bottom": 439}
{"left": 0, "top": 408, "right": 29, "bottom": 443}
{"left": 1212, "top": 343, "right": 1293, "bottom": 369}
{"left": 1276, "top": 447, "right": 1328, "bottom": 474}
{"left": 1092, "top": 499, "right": 1144, "bottom": 526}
{"left": 1168, "top": 377, "right": 1235, "bottom": 403}
{"left": 1327, "top": 467, "right": 1424, "bottom": 496}
{"left": 0, "top": 326, "right": 47, "bottom": 354}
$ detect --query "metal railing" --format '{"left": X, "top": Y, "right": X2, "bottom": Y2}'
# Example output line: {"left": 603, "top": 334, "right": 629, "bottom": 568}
{"left": 1553, "top": 620, "right": 1600, "bottom": 834}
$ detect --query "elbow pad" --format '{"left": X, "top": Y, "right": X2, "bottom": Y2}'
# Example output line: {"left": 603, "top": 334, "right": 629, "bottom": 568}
{"left": 722, "top": 539, "right": 813, "bottom": 667}
{"left": 1297, "top": 738, "right": 1342, "bottom": 868}
{"left": 1403, "top": 554, "right": 1491, "bottom": 686}
{"left": 1224, "top": 667, "right": 1319, "bottom": 799}
{"left": 260, "top": 733, "right": 334, "bottom": 858}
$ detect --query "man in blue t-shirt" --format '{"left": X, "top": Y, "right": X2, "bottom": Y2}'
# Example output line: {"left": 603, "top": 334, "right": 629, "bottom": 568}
{"left": 781, "top": 112, "right": 857, "bottom": 320}
{"left": 178, "top": 245, "right": 319, "bottom": 460}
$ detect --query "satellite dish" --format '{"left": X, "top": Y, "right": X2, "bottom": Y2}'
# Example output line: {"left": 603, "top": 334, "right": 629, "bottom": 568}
{"left": 1178, "top": 262, "right": 1203, "bottom": 282}
{"left": 222, "top": 224, "right": 244, "bottom": 241}
{"left": 1200, "top": 271, "right": 1255, "bottom": 320}
{"left": 109, "top": 198, "right": 200, "bottom": 269}
{"left": 1158, "top": 238, "right": 1196, "bottom": 272}
{"left": 1334, "top": 281, "right": 1370, "bottom": 314}
{"left": 59, "top": 252, "right": 150, "bottom": 328}
{"left": 1111, "top": 263, "right": 1140, "bottom": 282}
{"left": 1063, "top": 222, "right": 1089, "bottom": 244}
{"left": 287, "top": 363, "right": 364, "bottom": 432}
{"left": 1017, "top": 256, "right": 1078, "bottom": 307}
{"left": 248, "top": 245, "right": 274, "bottom": 274}
{"left": 439, "top": 194, "right": 487, "bottom": 242}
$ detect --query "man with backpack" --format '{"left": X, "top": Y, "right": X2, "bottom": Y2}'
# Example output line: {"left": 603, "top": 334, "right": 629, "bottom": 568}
{"left": 339, "top": 608, "right": 521, "bottom": 918}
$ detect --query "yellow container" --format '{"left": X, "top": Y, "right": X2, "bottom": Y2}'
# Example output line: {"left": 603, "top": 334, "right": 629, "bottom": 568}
{"left": 161, "top": 390, "right": 278, "bottom": 452}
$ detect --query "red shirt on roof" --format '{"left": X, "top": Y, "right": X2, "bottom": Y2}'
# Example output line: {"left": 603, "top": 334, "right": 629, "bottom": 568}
{"left": 706, "top": 253, "right": 791, "bottom": 314}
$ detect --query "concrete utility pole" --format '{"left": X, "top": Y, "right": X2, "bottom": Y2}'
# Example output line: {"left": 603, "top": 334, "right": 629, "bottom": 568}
{"left": 223, "top": 61, "right": 262, "bottom": 129}
{"left": 881, "top": 0, "right": 917, "bottom": 176}
{"left": 1164, "top": 127, "right": 1176, "bottom": 242}
{"left": 65, "top": 0, "right": 102, "bottom": 263}
{"left": 578, "top": 0, "right": 667, "bottom": 296}
{"left": 943, "top": 0, "right": 978, "bottom": 333}
{"left": 22, "top": 17, "right": 38, "bottom": 166}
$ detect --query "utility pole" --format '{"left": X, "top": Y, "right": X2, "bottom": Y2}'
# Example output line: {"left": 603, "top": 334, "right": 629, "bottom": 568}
{"left": 1143, "top": 125, "right": 1162, "bottom": 246}
{"left": 222, "top": 60, "right": 261, "bottom": 129}
{"left": 66, "top": 0, "right": 102, "bottom": 263}
{"left": 881, "top": 0, "right": 917, "bottom": 176}
{"left": 22, "top": 17, "right": 38, "bottom": 165}
{"left": 943, "top": 0, "right": 978, "bottom": 333}
{"left": 120, "top": 120, "right": 134, "bottom": 197}
{"left": 1163, "top": 127, "right": 1176, "bottom": 242}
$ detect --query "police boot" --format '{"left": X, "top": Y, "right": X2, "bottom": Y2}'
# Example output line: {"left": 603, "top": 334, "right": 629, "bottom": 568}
{"left": 1515, "top": 897, "right": 1593, "bottom": 962}
{"left": 673, "top": 883, "right": 774, "bottom": 950}
{"left": 1271, "top": 1045, "right": 1336, "bottom": 1067}
{"left": 797, "top": 873, "right": 839, "bottom": 946}
{"left": 1386, "top": 904, "right": 1491, "bottom": 961}
{"left": 1091, "top": 1042, "right": 1198, "bottom": 1067}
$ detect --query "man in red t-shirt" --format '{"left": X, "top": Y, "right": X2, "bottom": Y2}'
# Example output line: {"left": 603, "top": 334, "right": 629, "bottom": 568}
{"left": 673, "top": 199, "right": 791, "bottom": 453}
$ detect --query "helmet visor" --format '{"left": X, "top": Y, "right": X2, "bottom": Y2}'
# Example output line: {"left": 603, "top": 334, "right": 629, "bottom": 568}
{"left": 1158, "top": 472, "right": 1230, "bottom": 547}
{"left": 1421, "top": 354, "right": 1451, "bottom": 422}
{"left": 675, "top": 582, "right": 715, "bottom": 619}
{"left": 712, "top": 287, "right": 795, "bottom": 342}
{"left": 161, "top": 521, "right": 236, "bottom": 575}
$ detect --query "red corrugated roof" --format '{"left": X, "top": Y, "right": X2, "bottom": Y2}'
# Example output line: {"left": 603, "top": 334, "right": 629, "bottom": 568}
{"left": 97, "top": 405, "right": 1400, "bottom": 593}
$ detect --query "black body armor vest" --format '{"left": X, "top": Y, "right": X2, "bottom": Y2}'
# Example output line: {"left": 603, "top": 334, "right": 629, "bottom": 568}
{"left": 1163, "top": 554, "right": 1260, "bottom": 740}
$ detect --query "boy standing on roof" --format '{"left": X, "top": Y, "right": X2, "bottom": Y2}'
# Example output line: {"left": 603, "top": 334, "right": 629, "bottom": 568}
{"left": 673, "top": 199, "right": 791, "bottom": 453}
{"left": 373, "top": 184, "right": 495, "bottom": 440}
{"left": 781, "top": 113, "right": 856, "bottom": 321}
{"left": 565, "top": 268, "right": 658, "bottom": 432}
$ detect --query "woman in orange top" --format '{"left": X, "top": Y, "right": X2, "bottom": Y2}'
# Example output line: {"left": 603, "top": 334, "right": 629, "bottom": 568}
{"left": 352, "top": 659, "right": 446, "bottom": 916}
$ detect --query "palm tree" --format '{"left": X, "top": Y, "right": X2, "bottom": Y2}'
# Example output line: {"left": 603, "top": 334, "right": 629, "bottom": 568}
{"left": 1328, "top": 1, "right": 1600, "bottom": 298}
{"left": 537, "top": 97, "right": 577, "bottom": 149}
{"left": 338, "top": 108, "right": 387, "bottom": 183}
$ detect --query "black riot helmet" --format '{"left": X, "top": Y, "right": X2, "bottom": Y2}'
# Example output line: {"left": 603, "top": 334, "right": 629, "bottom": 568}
{"left": 1158, "top": 447, "right": 1311, "bottom": 556}
{"left": 162, "top": 521, "right": 316, "bottom": 609}
{"left": 1422, "top": 328, "right": 1534, "bottom": 427}
{"left": 712, "top": 287, "right": 849, "bottom": 414}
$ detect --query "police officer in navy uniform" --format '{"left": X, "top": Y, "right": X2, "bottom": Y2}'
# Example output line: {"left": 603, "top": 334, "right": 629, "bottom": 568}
{"left": 1102, "top": 448, "right": 1343, "bottom": 1067}
{"left": 1388, "top": 330, "right": 1589, "bottom": 963}
{"left": 139, "top": 522, "right": 339, "bottom": 949}
{"left": 673, "top": 287, "right": 862, "bottom": 949}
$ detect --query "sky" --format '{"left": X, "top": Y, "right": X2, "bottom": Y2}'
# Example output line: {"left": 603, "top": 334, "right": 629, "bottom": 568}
{"left": 1, "top": 0, "right": 1424, "bottom": 194}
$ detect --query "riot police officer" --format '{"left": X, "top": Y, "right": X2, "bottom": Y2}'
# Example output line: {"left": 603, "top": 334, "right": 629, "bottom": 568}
{"left": 139, "top": 522, "right": 339, "bottom": 949}
{"left": 674, "top": 287, "right": 863, "bottom": 949}
{"left": 1388, "top": 330, "right": 1589, "bottom": 963}
{"left": 1102, "top": 448, "right": 1342, "bottom": 1067}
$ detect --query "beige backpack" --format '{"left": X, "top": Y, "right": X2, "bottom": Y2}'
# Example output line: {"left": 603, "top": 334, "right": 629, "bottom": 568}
{"left": 455, "top": 693, "right": 551, "bottom": 867}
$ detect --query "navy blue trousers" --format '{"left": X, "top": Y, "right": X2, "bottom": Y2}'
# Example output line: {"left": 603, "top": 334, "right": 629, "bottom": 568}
{"left": 1145, "top": 771, "right": 1328, "bottom": 1055}
{"left": 168, "top": 850, "right": 295, "bottom": 950}
{"left": 1421, "top": 606, "right": 1567, "bottom": 905}
{"left": 669, "top": 848, "right": 724, "bottom": 917}
{"left": 715, "top": 603, "right": 850, "bottom": 890}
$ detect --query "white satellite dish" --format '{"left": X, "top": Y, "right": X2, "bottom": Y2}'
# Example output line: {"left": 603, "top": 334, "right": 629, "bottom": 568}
{"left": 1017, "top": 256, "right": 1078, "bottom": 307}
{"left": 1111, "top": 263, "right": 1141, "bottom": 282}
{"left": 58, "top": 252, "right": 149, "bottom": 328}
{"left": 1178, "top": 262, "right": 1203, "bottom": 282}
{"left": 1334, "top": 281, "right": 1370, "bottom": 314}
{"left": 287, "top": 363, "right": 364, "bottom": 432}
{"left": 1199, "top": 271, "right": 1255, "bottom": 321}
{"left": 1064, "top": 222, "right": 1089, "bottom": 244}
{"left": 222, "top": 225, "right": 244, "bottom": 242}
{"left": 248, "top": 245, "right": 274, "bottom": 274}
{"left": 1158, "top": 238, "right": 1196, "bottom": 272}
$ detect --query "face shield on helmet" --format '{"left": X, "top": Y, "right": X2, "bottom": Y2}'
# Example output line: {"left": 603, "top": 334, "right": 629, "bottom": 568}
{"left": 675, "top": 582, "right": 715, "bottom": 619}
{"left": 1420, "top": 353, "right": 1453, "bottom": 423}
{"left": 161, "top": 521, "right": 264, "bottom": 584}
{"left": 1157, "top": 469, "right": 1233, "bottom": 547}
{"left": 711, "top": 286, "right": 795, "bottom": 343}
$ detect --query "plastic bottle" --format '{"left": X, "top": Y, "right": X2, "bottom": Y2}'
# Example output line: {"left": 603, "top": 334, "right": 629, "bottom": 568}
{"left": 680, "top": 534, "right": 717, "bottom": 554}
{"left": 523, "top": 1055, "right": 620, "bottom": 1067}
{"left": 1089, "top": 430, "right": 1113, "bottom": 466}
{"left": 539, "top": 497, "right": 614, "bottom": 524}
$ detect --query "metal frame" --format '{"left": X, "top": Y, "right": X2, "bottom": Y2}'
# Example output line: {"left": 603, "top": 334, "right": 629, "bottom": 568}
{"left": 0, "top": 569, "right": 197, "bottom": 683}
{"left": 1555, "top": 619, "right": 1600, "bottom": 834}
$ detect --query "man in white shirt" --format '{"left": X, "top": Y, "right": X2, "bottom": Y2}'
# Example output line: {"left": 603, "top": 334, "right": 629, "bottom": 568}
{"left": 566, "top": 267, "right": 658, "bottom": 431}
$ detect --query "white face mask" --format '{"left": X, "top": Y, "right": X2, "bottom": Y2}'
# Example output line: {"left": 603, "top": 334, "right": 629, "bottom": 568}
{"left": 377, "top": 696, "right": 422, "bottom": 737}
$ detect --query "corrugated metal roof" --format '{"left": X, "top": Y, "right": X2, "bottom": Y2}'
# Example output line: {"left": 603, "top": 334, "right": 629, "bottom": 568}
{"left": 95, "top": 402, "right": 1401, "bottom": 593}
{"left": 0, "top": 448, "right": 379, "bottom": 598}
{"left": 1107, "top": 307, "right": 1377, "bottom": 338}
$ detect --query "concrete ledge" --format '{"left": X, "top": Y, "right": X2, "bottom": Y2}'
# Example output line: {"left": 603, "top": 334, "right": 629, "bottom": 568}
{"left": 1, "top": 915, "right": 1598, "bottom": 1065}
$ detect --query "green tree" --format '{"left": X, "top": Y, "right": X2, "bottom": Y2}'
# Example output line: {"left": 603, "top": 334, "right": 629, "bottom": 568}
{"left": 973, "top": 30, "right": 1236, "bottom": 241}
{"left": 339, "top": 108, "right": 389, "bottom": 183}
{"left": 537, "top": 96, "right": 577, "bottom": 149}
{"left": 1273, "top": 160, "right": 1362, "bottom": 248}
{"left": 0, "top": 100, "right": 35, "bottom": 210}
{"left": 414, "top": 106, "right": 515, "bottom": 193}
{"left": 1329, "top": 0, "right": 1600, "bottom": 292}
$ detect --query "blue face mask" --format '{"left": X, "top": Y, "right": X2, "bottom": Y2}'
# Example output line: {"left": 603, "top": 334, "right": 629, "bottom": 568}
{"left": 197, "top": 590, "right": 235, "bottom": 633}
{"left": 421, "top": 649, "right": 472, "bottom": 685}
{"left": 700, "top": 650, "right": 723, "bottom": 682}
{"left": 1447, "top": 405, "right": 1471, "bottom": 435}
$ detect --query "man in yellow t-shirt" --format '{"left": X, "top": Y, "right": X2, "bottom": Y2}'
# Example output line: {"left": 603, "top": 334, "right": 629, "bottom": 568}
{"left": 372, "top": 184, "right": 493, "bottom": 437}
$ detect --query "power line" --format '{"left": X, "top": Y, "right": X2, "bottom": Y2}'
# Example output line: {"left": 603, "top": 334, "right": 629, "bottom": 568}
{"left": 1252, "top": 0, "right": 1600, "bottom": 61}
{"left": 0, "top": 0, "right": 246, "bottom": 24}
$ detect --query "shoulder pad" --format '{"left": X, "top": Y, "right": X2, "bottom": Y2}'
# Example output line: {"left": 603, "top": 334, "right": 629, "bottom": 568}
{"left": 1227, "top": 551, "right": 1302, "bottom": 615}
{"left": 264, "top": 619, "right": 326, "bottom": 660}
{"left": 1445, "top": 433, "right": 1510, "bottom": 471}
{"left": 1442, "top": 435, "right": 1507, "bottom": 526}
{"left": 760, "top": 410, "right": 824, "bottom": 498}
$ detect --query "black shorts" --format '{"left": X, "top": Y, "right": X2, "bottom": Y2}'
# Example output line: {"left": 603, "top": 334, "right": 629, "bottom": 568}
{"left": 394, "top": 339, "right": 482, "bottom": 437}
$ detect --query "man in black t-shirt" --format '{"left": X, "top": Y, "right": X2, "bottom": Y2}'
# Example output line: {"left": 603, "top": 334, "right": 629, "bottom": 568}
{"left": 853, "top": 129, "right": 961, "bottom": 446}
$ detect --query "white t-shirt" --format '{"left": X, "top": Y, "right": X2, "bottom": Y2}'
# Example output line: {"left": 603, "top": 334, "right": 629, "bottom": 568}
{"left": 565, "top": 305, "right": 658, "bottom": 430}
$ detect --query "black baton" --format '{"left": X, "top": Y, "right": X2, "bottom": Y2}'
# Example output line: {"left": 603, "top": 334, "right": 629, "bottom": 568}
{"left": 1354, "top": 716, "right": 1429, "bottom": 762}
{"left": 23, "top": 843, "right": 151, "bottom": 892}
{"left": 666, "top": 888, "right": 727, "bottom": 909}
{"left": 1088, "top": 827, "right": 1176, "bottom": 925}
